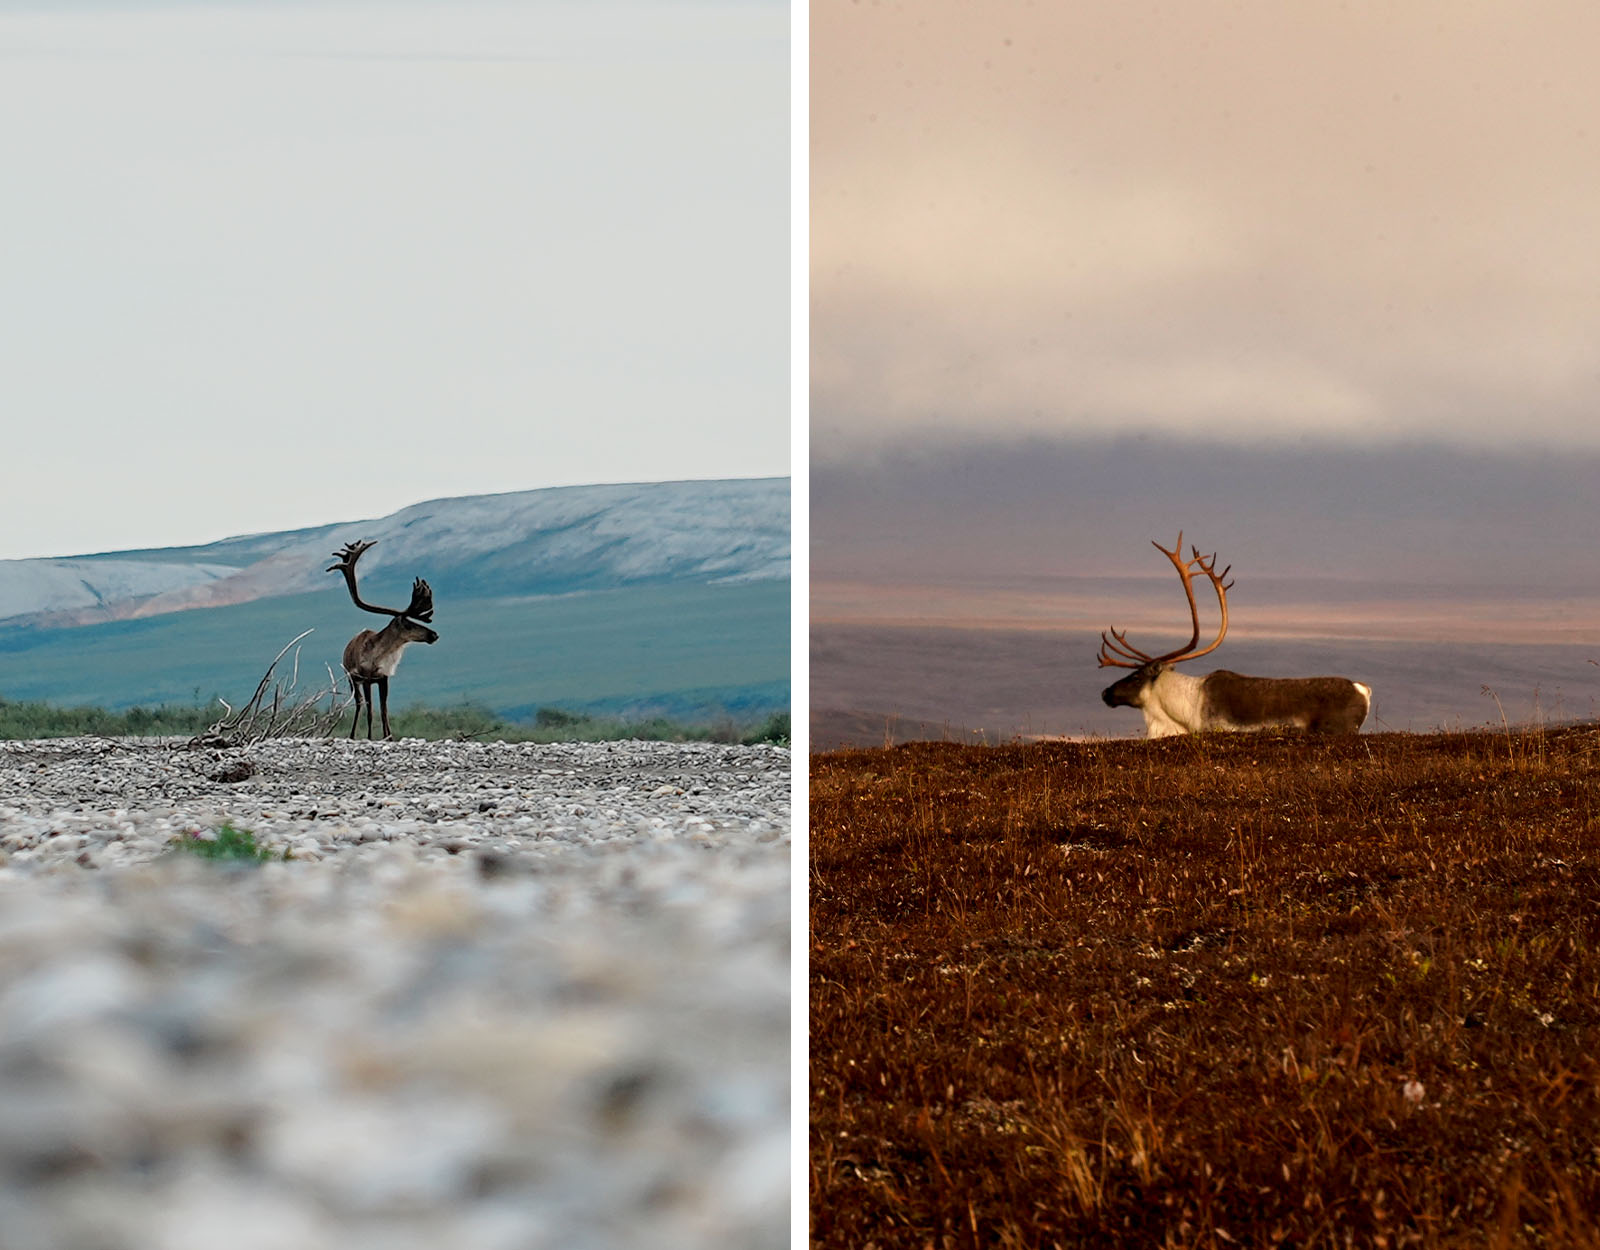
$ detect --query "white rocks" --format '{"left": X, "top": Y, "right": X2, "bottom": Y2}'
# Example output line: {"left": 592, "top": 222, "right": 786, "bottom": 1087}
{"left": 0, "top": 737, "right": 791, "bottom": 1250}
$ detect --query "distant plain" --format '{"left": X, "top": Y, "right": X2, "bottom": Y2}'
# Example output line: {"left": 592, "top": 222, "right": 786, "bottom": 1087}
{"left": 813, "top": 577, "right": 1600, "bottom": 746}
{"left": 0, "top": 581, "right": 789, "bottom": 725}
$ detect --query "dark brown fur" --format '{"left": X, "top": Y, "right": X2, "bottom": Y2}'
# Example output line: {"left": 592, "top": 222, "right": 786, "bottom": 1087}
{"left": 1200, "top": 670, "right": 1369, "bottom": 734}
{"left": 341, "top": 616, "right": 437, "bottom": 740}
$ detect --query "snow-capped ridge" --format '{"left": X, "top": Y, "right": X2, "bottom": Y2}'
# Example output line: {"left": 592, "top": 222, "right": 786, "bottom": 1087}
{"left": 1, "top": 478, "right": 789, "bottom": 627}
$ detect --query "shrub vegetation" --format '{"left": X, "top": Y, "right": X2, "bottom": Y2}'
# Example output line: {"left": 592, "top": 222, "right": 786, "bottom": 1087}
{"left": 812, "top": 726, "right": 1600, "bottom": 1247}
{"left": 0, "top": 699, "right": 214, "bottom": 739}
{"left": 0, "top": 695, "right": 788, "bottom": 745}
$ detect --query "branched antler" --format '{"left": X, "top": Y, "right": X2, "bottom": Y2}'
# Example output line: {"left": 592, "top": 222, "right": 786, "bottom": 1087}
{"left": 327, "top": 540, "right": 398, "bottom": 617}
{"left": 1097, "top": 531, "right": 1235, "bottom": 669}
{"left": 402, "top": 576, "right": 434, "bottom": 623}
{"left": 328, "top": 539, "right": 434, "bottom": 622}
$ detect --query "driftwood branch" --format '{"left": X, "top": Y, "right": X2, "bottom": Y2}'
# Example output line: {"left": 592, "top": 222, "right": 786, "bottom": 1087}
{"left": 187, "top": 629, "right": 350, "bottom": 748}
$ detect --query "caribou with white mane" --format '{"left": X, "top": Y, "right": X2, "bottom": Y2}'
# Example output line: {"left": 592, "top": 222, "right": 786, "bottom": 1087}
{"left": 327, "top": 539, "right": 438, "bottom": 740}
{"left": 1098, "top": 535, "right": 1371, "bottom": 738}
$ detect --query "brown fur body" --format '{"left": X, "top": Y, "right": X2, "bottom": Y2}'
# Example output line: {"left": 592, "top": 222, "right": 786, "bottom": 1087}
{"left": 342, "top": 616, "right": 437, "bottom": 739}
{"left": 1200, "top": 670, "right": 1370, "bottom": 734}
{"left": 1102, "top": 664, "right": 1371, "bottom": 737}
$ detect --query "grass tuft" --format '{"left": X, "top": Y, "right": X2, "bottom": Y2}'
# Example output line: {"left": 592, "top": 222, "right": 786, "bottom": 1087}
{"left": 169, "top": 821, "right": 283, "bottom": 864}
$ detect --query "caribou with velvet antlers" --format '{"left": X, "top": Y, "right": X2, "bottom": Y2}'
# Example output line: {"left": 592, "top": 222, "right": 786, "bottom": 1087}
{"left": 1098, "top": 534, "right": 1371, "bottom": 738}
{"left": 327, "top": 539, "right": 438, "bottom": 740}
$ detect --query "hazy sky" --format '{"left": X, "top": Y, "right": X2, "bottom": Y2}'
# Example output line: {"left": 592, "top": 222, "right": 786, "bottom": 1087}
{"left": 812, "top": 437, "right": 1600, "bottom": 598}
{"left": 813, "top": 0, "right": 1600, "bottom": 456}
{"left": 0, "top": 0, "right": 787, "bottom": 561}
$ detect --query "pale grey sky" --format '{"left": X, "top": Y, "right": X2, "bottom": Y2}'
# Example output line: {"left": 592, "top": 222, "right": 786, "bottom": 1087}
{"left": 813, "top": 0, "right": 1600, "bottom": 457}
{"left": 0, "top": 1, "right": 788, "bottom": 560}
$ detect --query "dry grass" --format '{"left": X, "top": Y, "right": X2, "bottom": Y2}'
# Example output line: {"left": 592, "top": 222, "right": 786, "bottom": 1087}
{"left": 810, "top": 726, "right": 1600, "bottom": 1248}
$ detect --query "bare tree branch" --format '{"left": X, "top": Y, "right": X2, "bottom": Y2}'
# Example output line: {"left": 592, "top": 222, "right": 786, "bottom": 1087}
{"left": 188, "top": 629, "right": 351, "bottom": 748}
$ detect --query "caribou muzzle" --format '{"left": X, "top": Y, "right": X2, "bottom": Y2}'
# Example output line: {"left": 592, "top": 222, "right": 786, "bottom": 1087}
{"left": 1101, "top": 661, "right": 1164, "bottom": 709}
{"left": 1101, "top": 671, "right": 1145, "bottom": 708}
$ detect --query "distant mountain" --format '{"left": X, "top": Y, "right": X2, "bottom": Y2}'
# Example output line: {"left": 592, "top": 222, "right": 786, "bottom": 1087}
{"left": 0, "top": 478, "right": 788, "bottom": 627}
{"left": 0, "top": 478, "right": 790, "bottom": 722}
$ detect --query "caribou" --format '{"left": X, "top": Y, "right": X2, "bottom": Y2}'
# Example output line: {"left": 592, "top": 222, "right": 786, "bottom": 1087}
{"left": 1097, "top": 535, "right": 1371, "bottom": 738}
{"left": 327, "top": 539, "right": 438, "bottom": 740}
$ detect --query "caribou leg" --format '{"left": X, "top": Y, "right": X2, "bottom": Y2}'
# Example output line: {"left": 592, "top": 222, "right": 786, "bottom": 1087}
{"left": 347, "top": 677, "right": 364, "bottom": 739}
{"left": 377, "top": 676, "right": 391, "bottom": 740}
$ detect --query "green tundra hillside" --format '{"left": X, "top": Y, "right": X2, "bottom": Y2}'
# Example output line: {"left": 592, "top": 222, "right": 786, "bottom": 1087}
{"left": 0, "top": 479, "right": 789, "bottom": 727}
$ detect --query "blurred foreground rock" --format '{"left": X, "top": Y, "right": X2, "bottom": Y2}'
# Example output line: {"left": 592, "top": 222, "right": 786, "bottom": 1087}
{"left": 0, "top": 738, "right": 790, "bottom": 1250}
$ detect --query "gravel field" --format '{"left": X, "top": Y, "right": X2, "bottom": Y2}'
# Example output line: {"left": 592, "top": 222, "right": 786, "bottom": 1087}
{"left": 0, "top": 736, "right": 791, "bottom": 1250}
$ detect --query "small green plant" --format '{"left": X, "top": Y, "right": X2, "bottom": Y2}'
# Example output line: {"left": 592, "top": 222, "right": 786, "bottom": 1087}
{"left": 169, "top": 821, "right": 282, "bottom": 863}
